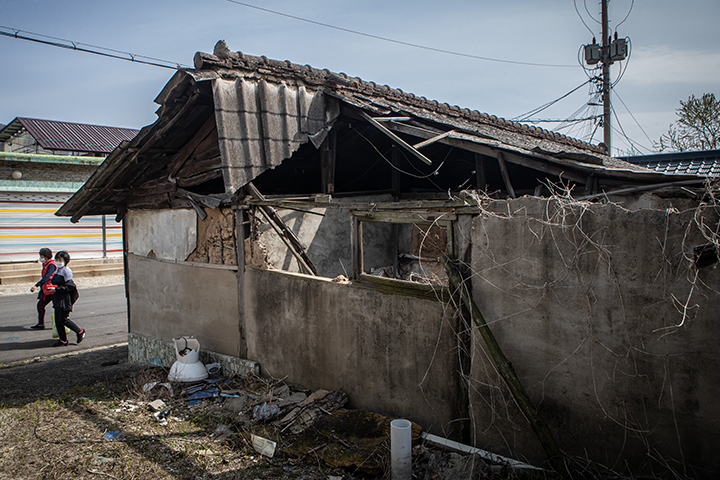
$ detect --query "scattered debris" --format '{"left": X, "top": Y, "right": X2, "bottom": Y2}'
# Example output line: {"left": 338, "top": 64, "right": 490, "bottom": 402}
{"left": 104, "top": 431, "right": 120, "bottom": 440}
{"left": 251, "top": 434, "right": 277, "bottom": 457}
{"left": 148, "top": 399, "right": 166, "bottom": 412}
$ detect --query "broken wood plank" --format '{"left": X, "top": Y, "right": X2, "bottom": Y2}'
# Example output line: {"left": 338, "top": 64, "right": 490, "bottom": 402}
{"left": 256, "top": 207, "right": 315, "bottom": 275}
{"left": 245, "top": 182, "right": 318, "bottom": 276}
{"left": 167, "top": 114, "right": 217, "bottom": 179}
{"left": 413, "top": 130, "right": 454, "bottom": 150}
{"left": 441, "top": 257, "right": 569, "bottom": 479}
{"left": 176, "top": 168, "right": 223, "bottom": 188}
{"left": 358, "top": 110, "right": 432, "bottom": 166}
{"left": 385, "top": 121, "right": 588, "bottom": 184}
{"left": 374, "top": 116, "right": 411, "bottom": 122}
{"left": 497, "top": 152, "right": 516, "bottom": 199}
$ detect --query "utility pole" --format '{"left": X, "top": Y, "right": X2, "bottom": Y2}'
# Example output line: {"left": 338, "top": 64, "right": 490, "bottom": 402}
{"left": 601, "top": 0, "right": 611, "bottom": 153}
{"left": 582, "top": 0, "right": 628, "bottom": 156}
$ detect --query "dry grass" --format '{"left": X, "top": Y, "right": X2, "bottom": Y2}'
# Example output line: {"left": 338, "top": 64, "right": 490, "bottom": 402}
{"left": 0, "top": 368, "right": 347, "bottom": 480}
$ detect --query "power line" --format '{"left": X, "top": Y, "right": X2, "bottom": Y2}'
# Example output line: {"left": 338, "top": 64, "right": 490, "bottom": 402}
{"left": 225, "top": 0, "right": 576, "bottom": 68}
{"left": 512, "top": 80, "right": 592, "bottom": 121}
{"left": 0, "top": 26, "right": 190, "bottom": 70}
{"left": 613, "top": 89, "right": 653, "bottom": 145}
{"left": 523, "top": 116, "right": 600, "bottom": 123}
{"left": 610, "top": 101, "right": 651, "bottom": 154}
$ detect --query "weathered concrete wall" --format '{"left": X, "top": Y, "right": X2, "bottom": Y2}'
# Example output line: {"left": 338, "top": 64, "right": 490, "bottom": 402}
{"left": 468, "top": 197, "right": 720, "bottom": 476}
{"left": 243, "top": 266, "right": 464, "bottom": 436}
{"left": 127, "top": 253, "right": 241, "bottom": 357}
{"left": 127, "top": 209, "right": 197, "bottom": 261}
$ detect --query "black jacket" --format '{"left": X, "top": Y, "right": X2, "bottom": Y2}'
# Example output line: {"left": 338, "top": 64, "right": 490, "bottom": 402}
{"left": 51, "top": 276, "right": 79, "bottom": 312}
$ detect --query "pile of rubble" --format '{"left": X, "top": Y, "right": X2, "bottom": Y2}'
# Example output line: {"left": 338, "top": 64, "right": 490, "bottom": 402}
{"left": 138, "top": 369, "right": 540, "bottom": 479}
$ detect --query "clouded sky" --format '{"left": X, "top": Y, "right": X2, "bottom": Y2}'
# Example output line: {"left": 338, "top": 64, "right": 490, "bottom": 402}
{"left": 1, "top": 0, "right": 718, "bottom": 157}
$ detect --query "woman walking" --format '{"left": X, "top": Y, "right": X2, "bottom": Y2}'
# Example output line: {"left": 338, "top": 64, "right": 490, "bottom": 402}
{"left": 29, "top": 248, "right": 56, "bottom": 330}
{"left": 49, "top": 251, "right": 85, "bottom": 347}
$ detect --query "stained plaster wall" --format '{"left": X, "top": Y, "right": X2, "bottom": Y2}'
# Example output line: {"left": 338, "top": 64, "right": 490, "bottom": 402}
{"left": 243, "top": 266, "right": 464, "bottom": 436}
{"left": 467, "top": 197, "right": 720, "bottom": 476}
{"left": 127, "top": 253, "right": 241, "bottom": 357}
{"left": 127, "top": 209, "right": 197, "bottom": 261}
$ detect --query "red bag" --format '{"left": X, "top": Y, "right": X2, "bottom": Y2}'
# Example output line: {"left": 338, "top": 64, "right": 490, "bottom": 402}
{"left": 42, "top": 270, "right": 57, "bottom": 296}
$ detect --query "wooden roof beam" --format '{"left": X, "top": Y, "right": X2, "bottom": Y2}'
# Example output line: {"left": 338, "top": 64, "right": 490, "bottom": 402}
{"left": 358, "top": 111, "right": 432, "bottom": 166}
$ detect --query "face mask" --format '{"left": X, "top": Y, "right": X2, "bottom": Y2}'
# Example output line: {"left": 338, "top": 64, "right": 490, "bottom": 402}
{"left": 56, "top": 261, "right": 64, "bottom": 268}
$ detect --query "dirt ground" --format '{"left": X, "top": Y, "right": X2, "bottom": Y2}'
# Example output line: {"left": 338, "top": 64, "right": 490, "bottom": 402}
{"left": 0, "top": 345, "right": 540, "bottom": 480}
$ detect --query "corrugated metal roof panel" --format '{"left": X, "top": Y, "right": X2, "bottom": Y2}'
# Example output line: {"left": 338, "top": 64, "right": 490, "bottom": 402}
{"left": 213, "top": 77, "right": 331, "bottom": 193}
{"left": 15, "top": 117, "right": 138, "bottom": 154}
{"left": 621, "top": 150, "right": 720, "bottom": 177}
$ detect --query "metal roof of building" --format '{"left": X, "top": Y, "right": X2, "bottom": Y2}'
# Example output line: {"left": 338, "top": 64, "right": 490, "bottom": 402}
{"left": 0, "top": 117, "right": 138, "bottom": 154}
{"left": 620, "top": 150, "right": 720, "bottom": 177}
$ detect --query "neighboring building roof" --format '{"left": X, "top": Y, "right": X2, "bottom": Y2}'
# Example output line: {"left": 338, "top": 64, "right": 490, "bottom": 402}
{"left": 0, "top": 117, "right": 138, "bottom": 154}
{"left": 620, "top": 150, "right": 720, "bottom": 177}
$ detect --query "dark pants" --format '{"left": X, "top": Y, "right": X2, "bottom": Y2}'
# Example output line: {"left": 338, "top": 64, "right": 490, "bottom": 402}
{"left": 54, "top": 308, "right": 81, "bottom": 343}
{"left": 36, "top": 294, "right": 52, "bottom": 326}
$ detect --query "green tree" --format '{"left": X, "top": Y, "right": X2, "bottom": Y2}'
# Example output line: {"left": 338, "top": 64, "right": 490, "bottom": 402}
{"left": 656, "top": 93, "right": 720, "bottom": 152}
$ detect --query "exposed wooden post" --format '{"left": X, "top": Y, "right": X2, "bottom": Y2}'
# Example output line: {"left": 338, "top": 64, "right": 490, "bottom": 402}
{"left": 474, "top": 153, "right": 487, "bottom": 192}
{"left": 234, "top": 207, "right": 247, "bottom": 358}
{"left": 350, "top": 215, "right": 364, "bottom": 279}
{"left": 497, "top": 152, "right": 516, "bottom": 199}
{"left": 442, "top": 257, "right": 569, "bottom": 478}
{"left": 320, "top": 129, "right": 336, "bottom": 194}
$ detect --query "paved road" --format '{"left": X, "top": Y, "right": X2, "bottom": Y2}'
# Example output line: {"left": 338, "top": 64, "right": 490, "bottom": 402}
{"left": 0, "top": 284, "right": 128, "bottom": 364}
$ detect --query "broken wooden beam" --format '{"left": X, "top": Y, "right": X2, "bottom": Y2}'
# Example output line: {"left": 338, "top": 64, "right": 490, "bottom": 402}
{"left": 358, "top": 110, "right": 432, "bottom": 166}
{"left": 441, "top": 256, "right": 569, "bottom": 478}
{"left": 497, "top": 152, "right": 516, "bottom": 199}
{"left": 245, "top": 182, "right": 318, "bottom": 276}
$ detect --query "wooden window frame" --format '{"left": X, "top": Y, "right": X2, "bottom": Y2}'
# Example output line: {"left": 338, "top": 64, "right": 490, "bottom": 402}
{"left": 350, "top": 209, "right": 456, "bottom": 301}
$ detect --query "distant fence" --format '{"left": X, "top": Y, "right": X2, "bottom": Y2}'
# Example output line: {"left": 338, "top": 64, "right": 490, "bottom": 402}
{"left": 0, "top": 192, "right": 122, "bottom": 263}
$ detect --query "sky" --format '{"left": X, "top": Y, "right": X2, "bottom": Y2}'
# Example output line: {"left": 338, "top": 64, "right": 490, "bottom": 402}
{"left": 1, "top": 0, "right": 718, "bottom": 157}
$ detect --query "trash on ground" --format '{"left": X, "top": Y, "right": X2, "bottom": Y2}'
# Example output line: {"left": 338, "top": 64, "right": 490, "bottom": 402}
{"left": 251, "top": 434, "right": 277, "bottom": 457}
{"left": 104, "top": 431, "right": 120, "bottom": 440}
{"left": 148, "top": 399, "right": 166, "bottom": 412}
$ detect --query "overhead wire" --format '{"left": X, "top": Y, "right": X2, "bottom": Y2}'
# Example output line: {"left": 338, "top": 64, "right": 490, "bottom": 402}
{"left": 511, "top": 79, "right": 592, "bottom": 122}
{"left": 615, "top": 0, "right": 635, "bottom": 29}
{"left": 224, "top": 0, "right": 576, "bottom": 68}
{"left": 0, "top": 26, "right": 190, "bottom": 70}
{"left": 574, "top": 0, "right": 596, "bottom": 35}
{"left": 612, "top": 90, "right": 654, "bottom": 147}
{"left": 610, "top": 100, "right": 651, "bottom": 154}
{"left": 583, "top": 0, "right": 601, "bottom": 25}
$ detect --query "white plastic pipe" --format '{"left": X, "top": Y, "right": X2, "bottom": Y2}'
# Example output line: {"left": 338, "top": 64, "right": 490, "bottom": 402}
{"left": 391, "top": 419, "right": 412, "bottom": 480}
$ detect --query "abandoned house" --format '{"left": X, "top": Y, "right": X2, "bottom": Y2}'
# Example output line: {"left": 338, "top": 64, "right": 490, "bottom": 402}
{"left": 58, "top": 42, "right": 719, "bottom": 477}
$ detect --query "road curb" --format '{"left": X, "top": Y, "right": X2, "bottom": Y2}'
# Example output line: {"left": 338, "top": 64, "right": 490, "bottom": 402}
{"left": 0, "top": 342, "right": 128, "bottom": 370}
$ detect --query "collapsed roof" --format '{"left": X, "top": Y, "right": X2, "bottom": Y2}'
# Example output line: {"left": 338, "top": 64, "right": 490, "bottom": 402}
{"left": 58, "top": 41, "right": 698, "bottom": 221}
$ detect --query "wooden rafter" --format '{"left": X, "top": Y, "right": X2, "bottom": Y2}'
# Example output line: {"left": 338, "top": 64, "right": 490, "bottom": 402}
{"left": 358, "top": 111, "right": 432, "bottom": 166}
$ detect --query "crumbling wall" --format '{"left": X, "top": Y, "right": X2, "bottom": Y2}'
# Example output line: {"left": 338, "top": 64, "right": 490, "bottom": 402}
{"left": 466, "top": 195, "right": 720, "bottom": 477}
{"left": 243, "top": 266, "right": 464, "bottom": 438}
{"left": 186, "top": 206, "right": 237, "bottom": 265}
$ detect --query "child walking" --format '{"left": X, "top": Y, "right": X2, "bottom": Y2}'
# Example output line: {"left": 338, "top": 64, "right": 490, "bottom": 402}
{"left": 49, "top": 251, "right": 85, "bottom": 347}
